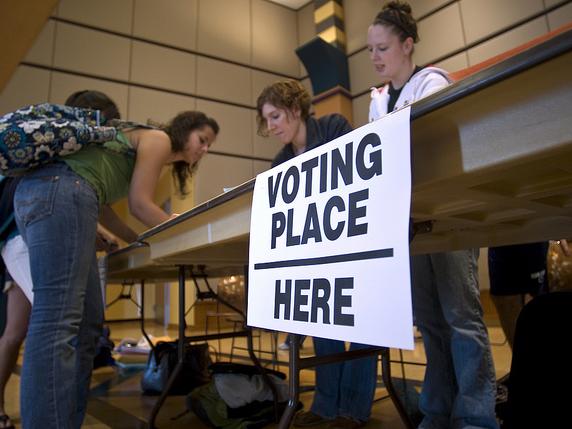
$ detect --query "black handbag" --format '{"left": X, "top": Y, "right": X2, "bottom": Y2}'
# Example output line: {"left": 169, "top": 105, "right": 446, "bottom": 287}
{"left": 141, "top": 340, "right": 212, "bottom": 395}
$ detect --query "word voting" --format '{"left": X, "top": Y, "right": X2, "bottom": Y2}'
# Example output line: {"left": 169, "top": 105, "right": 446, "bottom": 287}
{"left": 266, "top": 132, "right": 384, "bottom": 326}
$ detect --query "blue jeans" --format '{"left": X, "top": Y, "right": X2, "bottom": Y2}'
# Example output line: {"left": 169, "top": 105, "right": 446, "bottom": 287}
{"left": 14, "top": 163, "right": 103, "bottom": 429}
{"left": 310, "top": 338, "right": 377, "bottom": 422}
{"left": 411, "top": 250, "right": 498, "bottom": 429}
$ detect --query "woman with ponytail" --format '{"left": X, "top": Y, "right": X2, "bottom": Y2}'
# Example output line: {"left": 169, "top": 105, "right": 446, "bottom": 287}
{"left": 367, "top": 2, "right": 498, "bottom": 428}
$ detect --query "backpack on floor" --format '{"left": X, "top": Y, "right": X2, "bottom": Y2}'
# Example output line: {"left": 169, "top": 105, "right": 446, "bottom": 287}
{"left": 187, "top": 362, "right": 297, "bottom": 429}
{"left": 93, "top": 325, "right": 116, "bottom": 369}
{"left": 141, "top": 340, "right": 212, "bottom": 396}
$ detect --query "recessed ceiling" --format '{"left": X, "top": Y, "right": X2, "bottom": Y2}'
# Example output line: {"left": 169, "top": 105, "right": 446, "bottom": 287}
{"left": 267, "top": 0, "right": 312, "bottom": 10}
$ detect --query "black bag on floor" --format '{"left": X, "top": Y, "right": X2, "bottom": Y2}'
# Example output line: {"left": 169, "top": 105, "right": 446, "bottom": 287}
{"left": 141, "top": 340, "right": 211, "bottom": 395}
{"left": 93, "top": 325, "right": 116, "bottom": 369}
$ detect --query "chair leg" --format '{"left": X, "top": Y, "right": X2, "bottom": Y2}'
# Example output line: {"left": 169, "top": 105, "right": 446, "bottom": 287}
{"left": 229, "top": 320, "right": 240, "bottom": 362}
{"left": 272, "top": 331, "right": 279, "bottom": 370}
{"left": 216, "top": 308, "right": 222, "bottom": 359}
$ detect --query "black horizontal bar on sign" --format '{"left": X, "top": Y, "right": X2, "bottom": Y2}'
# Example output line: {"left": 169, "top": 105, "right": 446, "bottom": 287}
{"left": 253, "top": 248, "right": 394, "bottom": 270}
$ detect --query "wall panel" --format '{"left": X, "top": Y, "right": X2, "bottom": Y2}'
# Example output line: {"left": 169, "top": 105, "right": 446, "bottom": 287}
{"left": 128, "top": 86, "right": 196, "bottom": 124}
{"left": 130, "top": 41, "right": 197, "bottom": 94}
{"left": 467, "top": 17, "right": 548, "bottom": 66}
{"left": 197, "top": 56, "right": 252, "bottom": 106}
{"left": 24, "top": 20, "right": 55, "bottom": 66}
{"left": 297, "top": 2, "right": 315, "bottom": 76}
{"left": 349, "top": 48, "right": 381, "bottom": 96}
{"left": 57, "top": 0, "right": 133, "bottom": 34}
{"left": 197, "top": 0, "right": 251, "bottom": 63}
{"left": 133, "top": 0, "right": 198, "bottom": 50}
{"left": 0, "top": 66, "right": 50, "bottom": 115}
{"left": 435, "top": 51, "right": 469, "bottom": 73}
{"left": 409, "top": 0, "right": 454, "bottom": 18}
{"left": 547, "top": 2, "right": 572, "bottom": 31}
{"left": 252, "top": 0, "right": 300, "bottom": 76}
{"left": 344, "top": 0, "right": 380, "bottom": 54}
{"left": 53, "top": 23, "right": 130, "bottom": 81}
{"left": 414, "top": 2, "right": 465, "bottom": 65}
{"left": 460, "top": 0, "right": 544, "bottom": 44}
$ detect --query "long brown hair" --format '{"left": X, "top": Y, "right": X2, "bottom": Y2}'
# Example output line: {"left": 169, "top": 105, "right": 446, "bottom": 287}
{"left": 164, "top": 111, "right": 219, "bottom": 196}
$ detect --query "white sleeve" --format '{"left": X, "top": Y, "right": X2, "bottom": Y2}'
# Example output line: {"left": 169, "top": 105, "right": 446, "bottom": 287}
{"left": 2, "top": 235, "right": 34, "bottom": 304}
{"left": 368, "top": 98, "right": 378, "bottom": 123}
{"left": 416, "top": 74, "right": 450, "bottom": 100}
{"left": 368, "top": 87, "right": 389, "bottom": 122}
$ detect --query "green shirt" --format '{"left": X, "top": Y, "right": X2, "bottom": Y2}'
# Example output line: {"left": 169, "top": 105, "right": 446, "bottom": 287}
{"left": 63, "top": 132, "right": 135, "bottom": 205}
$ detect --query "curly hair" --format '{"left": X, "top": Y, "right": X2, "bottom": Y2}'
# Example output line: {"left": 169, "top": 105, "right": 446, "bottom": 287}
{"left": 64, "top": 90, "right": 121, "bottom": 123}
{"left": 164, "top": 111, "right": 219, "bottom": 196}
{"left": 373, "top": 1, "right": 419, "bottom": 43}
{"left": 255, "top": 80, "right": 311, "bottom": 137}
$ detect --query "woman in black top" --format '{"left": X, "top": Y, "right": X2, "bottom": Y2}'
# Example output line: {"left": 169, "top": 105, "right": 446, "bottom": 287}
{"left": 256, "top": 80, "right": 376, "bottom": 428}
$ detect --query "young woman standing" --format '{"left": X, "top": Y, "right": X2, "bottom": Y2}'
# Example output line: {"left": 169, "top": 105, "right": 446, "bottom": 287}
{"left": 367, "top": 2, "right": 498, "bottom": 428}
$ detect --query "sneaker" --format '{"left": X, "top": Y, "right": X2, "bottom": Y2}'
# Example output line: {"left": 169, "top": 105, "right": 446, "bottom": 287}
{"left": 293, "top": 411, "right": 330, "bottom": 427}
{"left": 278, "top": 342, "right": 290, "bottom": 351}
{"left": 328, "top": 417, "right": 366, "bottom": 429}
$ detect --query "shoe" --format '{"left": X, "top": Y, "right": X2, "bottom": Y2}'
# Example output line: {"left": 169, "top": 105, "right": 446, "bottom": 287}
{"left": 293, "top": 411, "right": 330, "bottom": 427}
{"left": 328, "top": 417, "right": 366, "bottom": 429}
{"left": 0, "top": 414, "right": 15, "bottom": 429}
{"left": 278, "top": 342, "right": 290, "bottom": 350}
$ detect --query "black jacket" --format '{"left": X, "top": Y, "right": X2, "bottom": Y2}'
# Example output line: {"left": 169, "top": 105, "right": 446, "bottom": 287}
{"left": 271, "top": 114, "right": 352, "bottom": 167}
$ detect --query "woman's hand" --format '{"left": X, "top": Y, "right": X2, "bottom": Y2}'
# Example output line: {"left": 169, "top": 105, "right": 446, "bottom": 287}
{"left": 99, "top": 205, "right": 138, "bottom": 243}
{"left": 96, "top": 224, "right": 119, "bottom": 253}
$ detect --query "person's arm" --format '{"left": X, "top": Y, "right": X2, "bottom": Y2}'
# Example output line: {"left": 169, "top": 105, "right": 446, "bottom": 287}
{"left": 128, "top": 130, "right": 178, "bottom": 228}
{"left": 416, "top": 71, "right": 450, "bottom": 100}
{"left": 98, "top": 205, "right": 138, "bottom": 244}
{"left": 558, "top": 239, "right": 570, "bottom": 257}
{"left": 95, "top": 224, "right": 119, "bottom": 252}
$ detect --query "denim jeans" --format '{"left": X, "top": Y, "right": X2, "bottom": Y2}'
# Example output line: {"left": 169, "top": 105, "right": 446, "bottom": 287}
{"left": 310, "top": 338, "right": 377, "bottom": 422}
{"left": 14, "top": 163, "right": 103, "bottom": 429}
{"left": 411, "top": 250, "right": 498, "bottom": 429}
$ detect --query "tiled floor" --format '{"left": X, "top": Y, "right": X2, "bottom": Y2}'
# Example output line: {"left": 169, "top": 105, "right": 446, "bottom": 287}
{"left": 4, "top": 309, "right": 511, "bottom": 428}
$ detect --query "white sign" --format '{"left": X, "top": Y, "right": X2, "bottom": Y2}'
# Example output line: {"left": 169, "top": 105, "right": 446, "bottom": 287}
{"left": 248, "top": 107, "right": 413, "bottom": 349}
